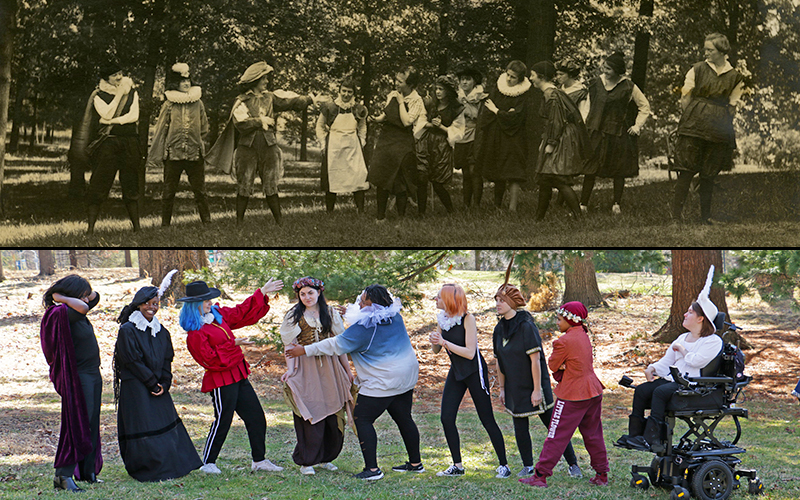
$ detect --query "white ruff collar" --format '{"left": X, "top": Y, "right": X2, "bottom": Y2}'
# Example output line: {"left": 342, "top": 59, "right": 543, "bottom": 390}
{"left": 437, "top": 310, "right": 463, "bottom": 331}
{"left": 335, "top": 96, "right": 356, "bottom": 110}
{"left": 496, "top": 74, "right": 531, "bottom": 97}
{"left": 202, "top": 313, "right": 215, "bottom": 325}
{"left": 344, "top": 298, "right": 403, "bottom": 328}
{"left": 165, "top": 86, "right": 202, "bottom": 103}
{"left": 129, "top": 310, "right": 162, "bottom": 337}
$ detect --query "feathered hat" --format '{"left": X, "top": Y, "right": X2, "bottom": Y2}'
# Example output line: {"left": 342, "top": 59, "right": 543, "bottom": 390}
{"left": 696, "top": 265, "right": 718, "bottom": 322}
{"left": 117, "top": 270, "right": 179, "bottom": 323}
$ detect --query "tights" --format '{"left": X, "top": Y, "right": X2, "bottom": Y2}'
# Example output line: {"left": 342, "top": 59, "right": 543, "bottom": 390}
{"left": 673, "top": 171, "right": 714, "bottom": 221}
{"left": 376, "top": 188, "right": 407, "bottom": 220}
{"left": 462, "top": 163, "right": 483, "bottom": 207}
{"left": 536, "top": 175, "right": 581, "bottom": 220}
{"left": 580, "top": 175, "right": 626, "bottom": 206}
{"left": 417, "top": 181, "right": 454, "bottom": 215}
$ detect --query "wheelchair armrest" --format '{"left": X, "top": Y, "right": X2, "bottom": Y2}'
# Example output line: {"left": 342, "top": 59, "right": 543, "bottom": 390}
{"left": 687, "top": 376, "right": 734, "bottom": 385}
{"left": 670, "top": 366, "right": 691, "bottom": 387}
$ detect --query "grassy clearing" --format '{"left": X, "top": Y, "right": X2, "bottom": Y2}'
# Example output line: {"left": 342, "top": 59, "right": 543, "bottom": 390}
{"left": 1, "top": 146, "right": 799, "bottom": 246}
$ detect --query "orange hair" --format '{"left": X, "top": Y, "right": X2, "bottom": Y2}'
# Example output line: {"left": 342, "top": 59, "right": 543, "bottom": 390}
{"left": 440, "top": 284, "right": 468, "bottom": 317}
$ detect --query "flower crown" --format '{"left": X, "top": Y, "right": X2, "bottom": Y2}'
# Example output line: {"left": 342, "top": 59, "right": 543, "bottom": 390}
{"left": 293, "top": 277, "right": 324, "bottom": 292}
{"left": 556, "top": 306, "right": 585, "bottom": 325}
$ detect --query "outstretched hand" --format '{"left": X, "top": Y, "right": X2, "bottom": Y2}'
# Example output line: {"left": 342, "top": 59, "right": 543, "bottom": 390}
{"left": 261, "top": 278, "right": 284, "bottom": 295}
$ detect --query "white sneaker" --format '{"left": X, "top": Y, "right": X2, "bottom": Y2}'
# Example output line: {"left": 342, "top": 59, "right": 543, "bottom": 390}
{"left": 300, "top": 465, "right": 315, "bottom": 475}
{"left": 200, "top": 463, "right": 222, "bottom": 474}
{"left": 317, "top": 462, "right": 338, "bottom": 471}
{"left": 252, "top": 459, "right": 284, "bottom": 472}
{"left": 612, "top": 204, "right": 621, "bottom": 215}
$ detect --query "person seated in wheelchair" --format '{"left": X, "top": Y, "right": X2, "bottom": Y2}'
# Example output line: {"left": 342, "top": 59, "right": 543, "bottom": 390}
{"left": 618, "top": 268, "right": 723, "bottom": 453}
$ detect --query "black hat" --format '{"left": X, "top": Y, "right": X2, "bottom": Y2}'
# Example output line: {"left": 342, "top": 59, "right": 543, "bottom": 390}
{"left": 177, "top": 281, "right": 221, "bottom": 302}
{"left": 455, "top": 64, "right": 483, "bottom": 85}
{"left": 131, "top": 286, "right": 158, "bottom": 308}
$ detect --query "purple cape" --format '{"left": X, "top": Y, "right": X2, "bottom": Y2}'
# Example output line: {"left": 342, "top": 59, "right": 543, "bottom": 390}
{"left": 40, "top": 304, "right": 103, "bottom": 475}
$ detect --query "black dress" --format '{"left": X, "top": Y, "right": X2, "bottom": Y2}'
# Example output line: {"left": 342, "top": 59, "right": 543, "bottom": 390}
{"left": 442, "top": 314, "right": 489, "bottom": 385}
{"left": 492, "top": 310, "right": 554, "bottom": 417}
{"left": 115, "top": 320, "right": 202, "bottom": 482}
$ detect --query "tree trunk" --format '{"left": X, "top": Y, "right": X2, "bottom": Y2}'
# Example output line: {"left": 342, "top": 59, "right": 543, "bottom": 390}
{"left": 69, "top": 250, "right": 79, "bottom": 269}
{"left": 38, "top": 250, "right": 55, "bottom": 276}
{"left": 438, "top": 0, "right": 450, "bottom": 74}
{"left": 300, "top": 107, "right": 308, "bottom": 161}
{"left": 28, "top": 92, "right": 37, "bottom": 147}
{"left": 474, "top": 250, "right": 481, "bottom": 271}
{"left": 0, "top": 0, "right": 17, "bottom": 217}
{"left": 654, "top": 250, "right": 728, "bottom": 343}
{"left": 563, "top": 251, "right": 605, "bottom": 307}
{"left": 630, "top": 0, "right": 654, "bottom": 91}
{"left": 124, "top": 249, "right": 133, "bottom": 267}
{"left": 9, "top": 75, "right": 23, "bottom": 153}
{"left": 0, "top": 250, "right": 5, "bottom": 282}
{"left": 526, "top": 0, "right": 556, "bottom": 67}
{"left": 137, "top": 249, "right": 209, "bottom": 304}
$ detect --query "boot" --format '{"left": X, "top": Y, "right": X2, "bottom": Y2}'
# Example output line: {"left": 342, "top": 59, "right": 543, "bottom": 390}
{"left": 236, "top": 195, "right": 249, "bottom": 224}
{"left": 354, "top": 190, "right": 366, "bottom": 214}
{"left": 616, "top": 415, "right": 646, "bottom": 447}
{"left": 627, "top": 417, "right": 664, "bottom": 453}
{"left": 325, "top": 192, "right": 337, "bottom": 214}
{"left": 124, "top": 201, "right": 140, "bottom": 232}
{"left": 54, "top": 475, "right": 84, "bottom": 492}
{"left": 161, "top": 198, "right": 174, "bottom": 227}
{"left": 86, "top": 205, "right": 99, "bottom": 234}
{"left": 196, "top": 195, "right": 211, "bottom": 224}
{"left": 266, "top": 194, "right": 282, "bottom": 225}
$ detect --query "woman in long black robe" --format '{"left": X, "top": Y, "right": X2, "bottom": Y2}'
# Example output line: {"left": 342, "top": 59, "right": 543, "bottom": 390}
{"left": 114, "top": 283, "right": 202, "bottom": 482}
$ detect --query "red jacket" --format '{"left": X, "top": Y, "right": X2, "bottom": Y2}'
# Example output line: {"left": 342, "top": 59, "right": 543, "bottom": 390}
{"left": 549, "top": 325, "right": 604, "bottom": 401}
{"left": 186, "top": 289, "right": 270, "bottom": 392}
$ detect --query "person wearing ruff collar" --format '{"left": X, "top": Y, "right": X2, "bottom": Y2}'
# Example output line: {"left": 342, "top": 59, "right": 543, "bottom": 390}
{"left": 477, "top": 60, "right": 532, "bottom": 212}
{"left": 84, "top": 62, "right": 142, "bottom": 234}
{"left": 429, "top": 284, "right": 510, "bottom": 478}
{"left": 147, "top": 63, "right": 211, "bottom": 226}
{"left": 40, "top": 275, "right": 103, "bottom": 492}
{"left": 579, "top": 51, "right": 650, "bottom": 215}
{"left": 280, "top": 277, "right": 355, "bottom": 475}
{"left": 530, "top": 61, "right": 589, "bottom": 221}
{"left": 286, "top": 284, "right": 422, "bottom": 481}
{"left": 617, "top": 266, "right": 723, "bottom": 453}
{"left": 492, "top": 279, "right": 582, "bottom": 480}
{"left": 672, "top": 33, "right": 745, "bottom": 224}
{"left": 522, "top": 301, "right": 609, "bottom": 488}
{"left": 205, "top": 61, "right": 317, "bottom": 225}
{"left": 454, "top": 65, "right": 488, "bottom": 208}
{"left": 368, "top": 66, "right": 427, "bottom": 221}
{"left": 113, "top": 271, "right": 202, "bottom": 481}
{"left": 414, "top": 75, "right": 465, "bottom": 216}
{"left": 315, "top": 77, "right": 370, "bottom": 214}
{"left": 179, "top": 278, "right": 285, "bottom": 474}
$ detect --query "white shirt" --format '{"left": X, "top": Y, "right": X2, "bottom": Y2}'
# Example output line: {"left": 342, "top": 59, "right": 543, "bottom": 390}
{"left": 648, "top": 332, "right": 723, "bottom": 380}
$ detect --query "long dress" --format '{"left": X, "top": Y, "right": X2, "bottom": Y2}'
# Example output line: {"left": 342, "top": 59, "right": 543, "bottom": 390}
{"left": 536, "top": 86, "right": 590, "bottom": 177}
{"left": 415, "top": 100, "right": 465, "bottom": 184}
{"left": 476, "top": 74, "right": 532, "bottom": 183}
{"left": 584, "top": 76, "right": 649, "bottom": 178}
{"left": 317, "top": 98, "right": 370, "bottom": 194}
{"left": 281, "top": 309, "right": 355, "bottom": 467}
{"left": 368, "top": 92, "right": 425, "bottom": 194}
{"left": 115, "top": 317, "right": 202, "bottom": 482}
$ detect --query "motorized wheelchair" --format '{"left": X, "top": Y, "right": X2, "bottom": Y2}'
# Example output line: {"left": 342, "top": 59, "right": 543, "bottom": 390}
{"left": 616, "top": 312, "right": 764, "bottom": 500}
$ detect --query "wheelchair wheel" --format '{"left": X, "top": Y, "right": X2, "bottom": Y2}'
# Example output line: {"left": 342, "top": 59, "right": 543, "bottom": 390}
{"left": 631, "top": 473, "right": 650, "bottom": 490}
{"left": 748, "top": 478, "right": 764, "bottom": 495}
{"left": 648, "top": 456, "right": 661, "bottom": 485}
{"left": 670, "top": 486, "right": 691, "bottom": 500}
{"left": 691, "top": 460, "right": 734, "bottom": 500}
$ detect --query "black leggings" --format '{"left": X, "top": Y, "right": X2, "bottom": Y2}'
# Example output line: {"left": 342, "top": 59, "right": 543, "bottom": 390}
{"left": 536, "top": 174, "right": 581, "bottom": 219}
{"left": 513, "top": 407, "right": 578, "bottom": 467}
{"left": 417, "top": 181, "right": 454, "bottom": 215}
{"left": 440, "top": 369, "right": 507, "bottom": 465}
{"left": 376, "top": 188, "right": 407, "bottom": 220}
{"left": 673, "top": 171, "right": 715, "bottom": 220}
{"left": 354, "top": 389, "right": 420, "bottom": 470}
{"left": 581, "top": 175, "right": 625, "bottom": 206}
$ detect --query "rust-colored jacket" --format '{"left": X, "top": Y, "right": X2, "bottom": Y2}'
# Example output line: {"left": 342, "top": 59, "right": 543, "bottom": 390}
{"left": 549, "top": 325, "right": 604, "bottom": 401}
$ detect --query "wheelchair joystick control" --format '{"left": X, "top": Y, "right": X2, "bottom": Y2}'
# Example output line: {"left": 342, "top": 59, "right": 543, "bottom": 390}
{"left": 619, "top": 375, "right": 636, "bottom": 388}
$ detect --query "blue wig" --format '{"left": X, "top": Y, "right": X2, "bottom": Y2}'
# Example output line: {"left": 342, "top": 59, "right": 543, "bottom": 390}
{"left": 179, "top": 300, "right": 223, "bottom": 332}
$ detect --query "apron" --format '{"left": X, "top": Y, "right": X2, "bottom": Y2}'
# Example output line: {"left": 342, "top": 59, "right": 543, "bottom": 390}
{"left": 327, "top": 112, "right": 369, "bottom": 194}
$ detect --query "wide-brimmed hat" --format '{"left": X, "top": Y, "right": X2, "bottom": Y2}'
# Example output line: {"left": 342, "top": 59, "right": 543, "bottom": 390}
{"left": 239, "top": 61, "right": 274, "bottom": 84}
{"left": 178, "top": 281, "right": 221, "bottom": 302}
{"left": 455, "top": 64, "right": 483, "bottom": 85}
{"left": 435, "top": 74, "right": 459, "bottom": 96}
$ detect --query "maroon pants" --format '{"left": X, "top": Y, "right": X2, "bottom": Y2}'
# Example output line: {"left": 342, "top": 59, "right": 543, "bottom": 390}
{"left": 534, "top": 395, "right": 609, "bottom": 477}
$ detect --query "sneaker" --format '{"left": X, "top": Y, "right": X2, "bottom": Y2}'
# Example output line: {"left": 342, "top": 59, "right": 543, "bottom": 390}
{"left": 568, "top": 464, "right": 583, "bottom": 478}
{"left": 436, "top": 464, "right": 465, "bottom": 477}
{"left": 580, "top": 204, "right": 588, "bottom": 215}
{"left": 495, "top": 465, "right": 511, "bottom": 478}
{"left": 317, "top": 462, "right": 338, "bottom": 471}
{"left": 354, "top": 468, "right": 384, "bottom": 481}
{"left": 520, "top": 473, "right": 548, "bottom": 487}
{"left": 589, "top": 472, "right": 609, "bottom": 486}
{"left": 200, "top": 463, "right": 222, "bottom": 474}
{"left": 392, "top": 462, "right": 425, "bottom": 473}
{"left": 517, "top": 466, "right": 535, "bottom": 477}
{"left": 612, "top": 204, "right": 621, "bottom": 215}
{"left": 300, "top": 465, "right": 315, "bottom": 475}
{"left": 252, "top": 459, "right": 283, "bottom": 472}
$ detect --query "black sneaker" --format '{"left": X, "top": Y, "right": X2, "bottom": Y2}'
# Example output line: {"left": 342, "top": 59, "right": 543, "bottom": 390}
{"left": 354, "top": 468, "right": 384, "bottom": 481}
{"left": 436, "top": 464, "right": 465, "bottom": 477}
{"left": 392, "top": 462, "right": 425, "bottom": 473}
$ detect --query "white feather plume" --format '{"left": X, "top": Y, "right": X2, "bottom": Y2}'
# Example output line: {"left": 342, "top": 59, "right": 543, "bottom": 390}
{"left": 698, "top": 265, "right": 715, "bottom": 301}
{"left": 158, "top": 269, "right": 179, "bottom": 298}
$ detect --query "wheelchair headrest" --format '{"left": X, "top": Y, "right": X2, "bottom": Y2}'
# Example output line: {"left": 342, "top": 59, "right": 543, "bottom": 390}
{"left": 713, "top": 312, "right": 726, "bottom": 332}
{"left": 700, "top": 346, "right": 725, "bottom": 377}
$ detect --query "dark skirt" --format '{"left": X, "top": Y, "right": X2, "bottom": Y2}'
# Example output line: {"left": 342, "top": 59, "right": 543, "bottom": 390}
{"left": 117, "top": 379, "right": 202, "bottom": 482}
{"left": 588, "top": 129, "right": 638, "bottom": 178}
{"left": 292, "top": 413, "right": 344, "bottom": 466}
{"left": 369, "top": 124, "right": 417, "bottom": 194}
{"left": 416, "top": 131, "right": 454, "bottom": 184}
